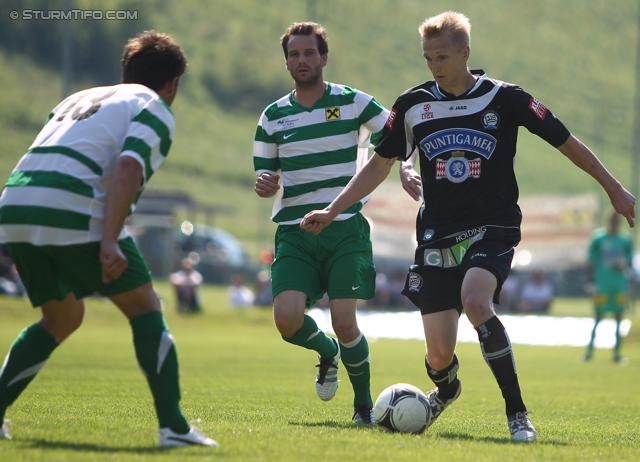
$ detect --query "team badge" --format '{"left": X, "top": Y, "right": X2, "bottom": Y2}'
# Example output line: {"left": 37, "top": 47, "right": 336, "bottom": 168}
{"left": 326, "top": 107, "right": 340, "bottom": 121}
{"left": 423, "top": 229, "right": 435, "bottom": 241}
{"left": 481, "top": 110, "right": 500, "bottom": 130}
{"left": 436, "top": 152, "right": 481, "bottom": 183}
{"left": 407, "top": 272, "right": 423, "bottom": 292}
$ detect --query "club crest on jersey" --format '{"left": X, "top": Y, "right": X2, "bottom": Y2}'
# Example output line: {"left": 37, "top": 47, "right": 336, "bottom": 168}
{"left": 481, "top": 110, "right": 500, "bottom": 130}
{"left": 407, "top": 272, "right": 423, "bottom": 292}
{"left": 419, "top": 128, "right": 496, "bottom": 160}
{"left": 326, "top": 107, "right": 341, "bottom": 121}
{"left": 436, "top": 152, "right": 481, "bottom": 183}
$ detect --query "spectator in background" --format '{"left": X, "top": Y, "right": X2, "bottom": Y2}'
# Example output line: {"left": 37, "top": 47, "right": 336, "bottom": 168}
{"left": 228, "top": 273, "right": 255, "bottom": 308}
{"left": 169, "top": 259, "right": 203, "bottom": 313}
{"left": 517, "top": 270, "right": 553, "bottom": 313}
{"left": 498, "top": 270, "right": 520, "bottom": 312}
{"left": 253, "top": 270, "right": 273, "bottom": 307}
{"left": 585, "top": 211, "right": 634, "bottom": 362}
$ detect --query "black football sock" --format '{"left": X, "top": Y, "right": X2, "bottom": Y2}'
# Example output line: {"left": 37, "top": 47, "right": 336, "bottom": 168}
{"left": 425, "top": 354, "right": 460, "bottom": 400}
{"left": 475, "top": 316, "right": 526, "bottom": 416}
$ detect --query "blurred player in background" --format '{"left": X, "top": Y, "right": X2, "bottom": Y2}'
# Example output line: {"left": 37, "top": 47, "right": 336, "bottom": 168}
{"left": 253, "top": 22, "right": 389, "bottom": 425}
{"left": 301, "top": 11, "right": 635, "bottom": 442}
{"left": 585, "top": 210, "right": 634, "bottom": 363}
{"left": 0, "top": 31, "right": 217, "bottom": 448}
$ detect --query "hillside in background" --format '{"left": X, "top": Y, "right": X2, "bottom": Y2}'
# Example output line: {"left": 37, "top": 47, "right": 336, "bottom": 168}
{"left": 1, "top": 0, "right": 638, "bottom": 254}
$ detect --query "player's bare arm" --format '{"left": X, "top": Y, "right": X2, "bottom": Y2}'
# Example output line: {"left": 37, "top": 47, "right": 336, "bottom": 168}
{"left": 557, "top": 135, "right": 636, "bottom": 227}
{"left": 300, "top": 153, "right": 397, "bottom": 235}
{"left": 101, "top": 156, "right": 144, "bottom": 283}
{"left": 255, "top": 172, "right": 281, "bottom": 198}
{"left": 399, "top": 150, "right": 421, "bottom": 201}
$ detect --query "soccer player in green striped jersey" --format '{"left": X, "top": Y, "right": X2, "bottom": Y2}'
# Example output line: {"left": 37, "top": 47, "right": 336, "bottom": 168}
{"left": 0, "top": 31, "right": 217, "bottom": 448}
{"left": 253, "top": 22, "right": 389, "bottom": 425}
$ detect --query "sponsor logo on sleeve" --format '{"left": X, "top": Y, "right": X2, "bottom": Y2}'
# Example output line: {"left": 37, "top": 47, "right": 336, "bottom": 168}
{"left": 528, "top": 97, "right": 548, "bottom": 120}
{"left": 385, "top": 108, "right": 397, "bottom": 129}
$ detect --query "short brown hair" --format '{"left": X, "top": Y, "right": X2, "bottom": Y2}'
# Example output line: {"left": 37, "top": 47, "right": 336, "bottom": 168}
{"left": 419, "top": 11, "right": 471, "bottom": 50}
{"left": 121, "top": 31, "right": 187, "bottom": 92}
{"left": 280, "top": 22, "right": 329, "bottom": 58}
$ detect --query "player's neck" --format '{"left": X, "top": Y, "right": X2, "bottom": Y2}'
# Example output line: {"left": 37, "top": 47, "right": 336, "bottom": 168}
{"left": 442, "top": 70, "right": 477, "bottom": 97}
{"left": 293, "top": 80, "right": 326, "bottom": 108}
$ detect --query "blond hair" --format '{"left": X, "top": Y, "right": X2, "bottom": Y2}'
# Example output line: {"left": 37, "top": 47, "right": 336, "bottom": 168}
{"left": 419, "top": 11, "right": 471, "bottom": 50}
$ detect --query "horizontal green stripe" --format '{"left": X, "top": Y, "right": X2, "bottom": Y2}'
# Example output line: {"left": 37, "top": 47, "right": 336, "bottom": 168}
{"left": 132, "top": 109, "right": 172, "bottom": 157}
{"left": 272, "top": 201, "right": 362, "bottom": 223}
{"left": 280, "top": 146, "right": 357, "bottom": 172}
{"left": 358, "top": 98, "right": 385, "bottom": 126}
{"left": 254, "top": 156, "right": 280, "bottom": 172}
{"left": 255, "top": 125, "right": 276, "bottom": 143}
{"left": 283, "top": 176, "right": 351, "bottom": 199}
{"left": 315, "top": 89, "right": 357, "bottom": 110}
{"left": 0, "top": 205, "right": 90, "bottom": 230}
{"left": 27, "top": 146, "right": 103, "bottom": 175}
{"left": 122, "top": 137, "right": 153, "bottom": 181}
{"left": 6, "top": 171, "right": 94, "bottom": 198}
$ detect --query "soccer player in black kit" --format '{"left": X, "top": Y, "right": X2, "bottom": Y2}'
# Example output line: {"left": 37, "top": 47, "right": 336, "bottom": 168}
{"left": 301, "top": 11, "right": 635, "bottom": 442}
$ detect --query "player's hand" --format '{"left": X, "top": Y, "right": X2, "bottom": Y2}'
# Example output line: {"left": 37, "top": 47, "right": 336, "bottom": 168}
{"left": 300, "top": 210, "right": 334, "bottom": 235}
{"left": 399, "top": 163, "right": 422, "bottom": 201}
{"left": 100, "top": 240, "right": 128, "bottom": 283}
{"left": 609, "top": 185, "right": 635, "bottom": 228}
{"left": 255, "top": 173, "right": 280, "bottom": 198}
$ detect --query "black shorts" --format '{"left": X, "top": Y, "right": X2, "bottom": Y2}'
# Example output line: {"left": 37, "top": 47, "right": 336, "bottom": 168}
{"left": 401, "top": 225, "right": 520, "bottom": 315}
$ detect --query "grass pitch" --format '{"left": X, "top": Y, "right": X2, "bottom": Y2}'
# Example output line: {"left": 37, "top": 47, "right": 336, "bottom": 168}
{"left": 0, "top": 283, "right": 638, "bottom": 461}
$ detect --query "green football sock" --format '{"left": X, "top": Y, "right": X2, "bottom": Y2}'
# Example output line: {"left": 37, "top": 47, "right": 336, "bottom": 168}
{"left": 339, "top": 333, "right": 372, "bottom": 407}
{"left": 0, "top": 323, "right": 59, "bottom": 422}
{"left": 130, "top": 311, "right": 189, "bottom": 434}
{"left": 282, "top": 314, "right": 338, "bottom": 359}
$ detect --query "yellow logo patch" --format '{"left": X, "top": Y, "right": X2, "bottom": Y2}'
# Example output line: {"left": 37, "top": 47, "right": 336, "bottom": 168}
{"left": 325, "top": 107, "right": 340, "bottom": 121}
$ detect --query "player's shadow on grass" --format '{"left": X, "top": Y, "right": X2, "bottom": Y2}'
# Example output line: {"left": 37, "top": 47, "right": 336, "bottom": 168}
{"left": 438, "top": 432, "right": 568, "bottom": 446}
{"left": 23, "top": 438, "right": 210, "bottom": 453}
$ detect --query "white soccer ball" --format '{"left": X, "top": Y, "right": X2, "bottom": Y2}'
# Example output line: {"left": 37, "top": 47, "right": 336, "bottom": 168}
{"left": 373, "top": 383, "right": 431, "bottom": 434}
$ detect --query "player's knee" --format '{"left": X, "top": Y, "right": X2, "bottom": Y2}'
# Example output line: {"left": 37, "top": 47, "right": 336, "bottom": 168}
{"left": 331, "top": 317, "right": 358, "bottom": 341}
{"left": 41, "top": 304, "right": 85, "bottom": 341}
{"left": 273, "top": 306, "right": 302, "bottom": 338}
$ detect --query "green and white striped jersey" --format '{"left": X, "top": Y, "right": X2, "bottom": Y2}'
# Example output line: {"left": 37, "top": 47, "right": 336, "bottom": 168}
{"left": 0, "top": 84, "right": 174, "bottom": 245}
{"left": 253, "top": 82, "right": 389, "bottom": 225}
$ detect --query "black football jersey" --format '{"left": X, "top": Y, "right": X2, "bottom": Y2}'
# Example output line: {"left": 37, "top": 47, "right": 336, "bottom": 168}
{"left": 376, "top": 70, "right": 571, "bottom": 244}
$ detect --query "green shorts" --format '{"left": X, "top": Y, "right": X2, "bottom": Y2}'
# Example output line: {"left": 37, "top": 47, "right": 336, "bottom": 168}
{"left": 271, "top": 213, "right": 376, "bottom": 307}
{"left": 7, "top": 237, "right": 152, "bottom": 308}
{"left": 594, "top": 291, "right": 628, "bottom": 314}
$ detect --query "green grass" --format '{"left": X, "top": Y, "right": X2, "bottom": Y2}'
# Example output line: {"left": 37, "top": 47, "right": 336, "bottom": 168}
{"left": 1, "top": 284, "right": 639, "bottom": 461}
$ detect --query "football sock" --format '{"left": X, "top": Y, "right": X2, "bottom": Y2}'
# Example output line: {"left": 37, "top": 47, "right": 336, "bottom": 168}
{"left": 613, "top": 316, "right": 622, "bottom": 360}
{"left": 425, "top": 354, "right": 460, "bottom": 400}
{"left": 0, "top": 323, "right": 59, "bottom": 423}
{"left": 587, "top": 315, "right": 602, "bottom": 356}
{"left": 339, "top": 332, "right": 372, "bottom": 407}
{"left": 282, "top": 314, "right": 338, "bottom": 359}
{"left": 475, "top": 316, "right": 526, "bottom": 416}
{"left": 130, "top": 311, "right": 189, "bottom": 434}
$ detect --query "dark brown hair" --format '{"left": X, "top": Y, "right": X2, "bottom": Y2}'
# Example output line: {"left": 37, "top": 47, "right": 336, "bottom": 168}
{"left": 280, "top": 22, "right": 328, "bottom": 58}
{"left": 121, "top": 31, "right": 187, "bottom": 91}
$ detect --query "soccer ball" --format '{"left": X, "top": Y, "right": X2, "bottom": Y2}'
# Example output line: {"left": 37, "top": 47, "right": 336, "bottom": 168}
{"left": 373, "top": 383, "right": 432, "bottom": 434}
